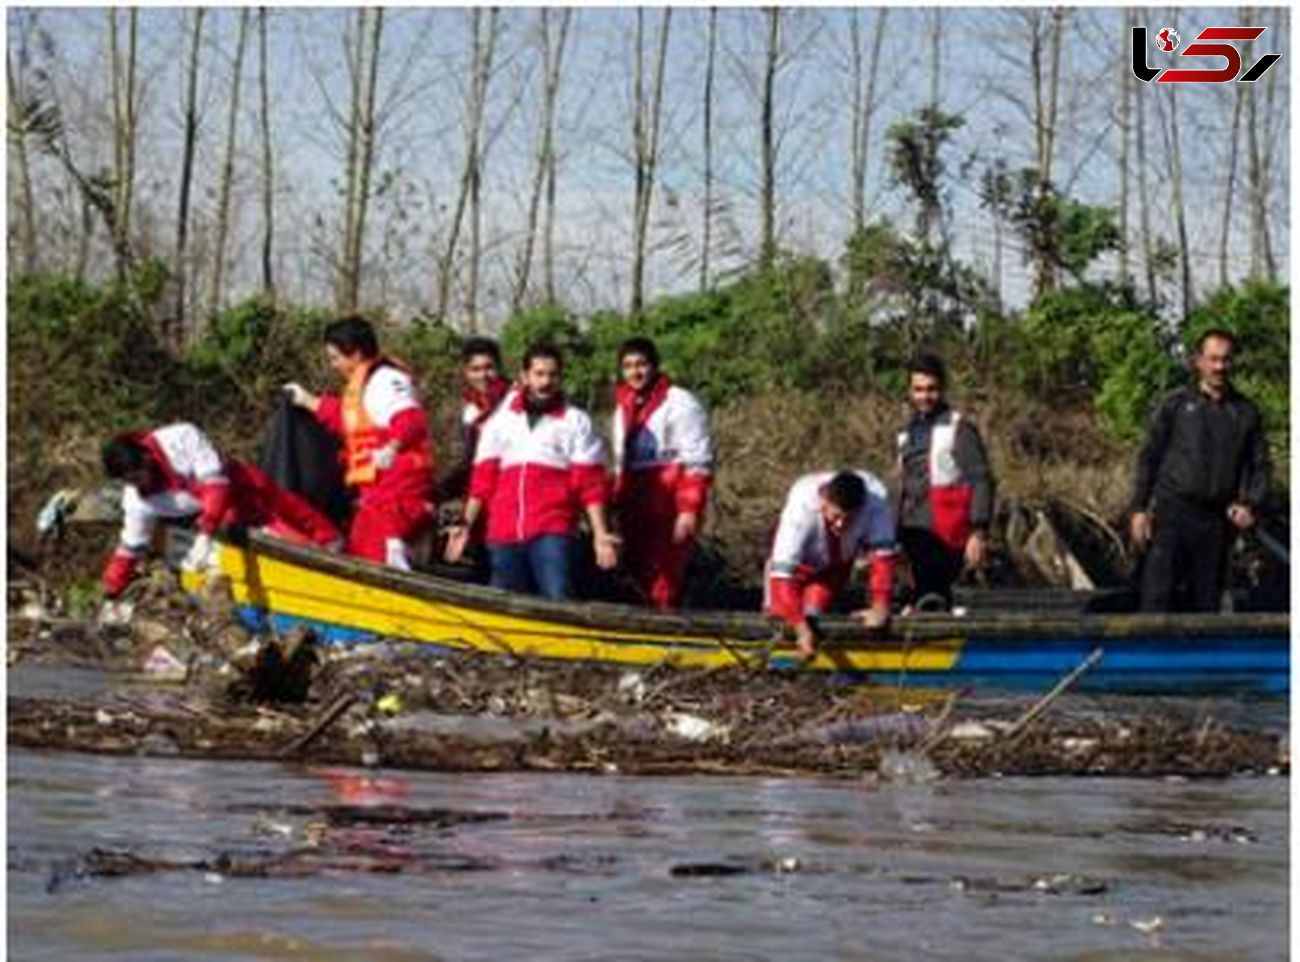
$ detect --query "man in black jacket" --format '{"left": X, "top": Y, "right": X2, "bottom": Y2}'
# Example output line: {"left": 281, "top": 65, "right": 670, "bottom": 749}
{"left": 1130, "top": 328, "right": 1270, "bottom": 612}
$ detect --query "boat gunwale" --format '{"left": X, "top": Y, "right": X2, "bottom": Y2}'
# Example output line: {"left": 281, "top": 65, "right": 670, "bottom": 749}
{"left": 217, "top": 531, "right": 1290, "bottom": 643}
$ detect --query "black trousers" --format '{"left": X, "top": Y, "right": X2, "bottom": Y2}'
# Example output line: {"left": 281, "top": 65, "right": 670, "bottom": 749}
{"left": 900, "top": 527, "right": 965, "bottom": 609}
{"left": 1139, "top": 498, "right": 1232, "bottom": 613}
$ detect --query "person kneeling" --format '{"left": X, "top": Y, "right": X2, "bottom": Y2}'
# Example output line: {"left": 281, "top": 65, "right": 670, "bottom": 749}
{"left": 100, "top": 422, "right": 341, "bottom": 601}
{"left": 765, "top": 470, "right": 898, "bottom": 660}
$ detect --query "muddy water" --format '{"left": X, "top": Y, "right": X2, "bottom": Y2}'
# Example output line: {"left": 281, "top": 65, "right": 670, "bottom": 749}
{"left": 8, "top": 748, "right": 1287, "bottom": 961}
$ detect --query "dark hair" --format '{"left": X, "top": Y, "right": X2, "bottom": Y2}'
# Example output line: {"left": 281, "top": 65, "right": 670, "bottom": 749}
{"left": 461, "top": 336, "right": 502, "bottom": 366}
{"left": 522, "top": 342, "right": 564, "bottom": 371}
{"left": 101, "top": 436, "right": 151, "bottom": 480}
{"left": 824, "top": 471, "right": 867, "bottom": 513}
{"left": 323, "top": 316, "right": 379, "bottom": 359}
{"left": 1195, "top": 328, "right": 1236, "bottom": 354}
{"left": 907, "top": 352, "right": 947, "bottom": 387}
{"left": 617, "top": 336, "right": 660, "bottom": 369}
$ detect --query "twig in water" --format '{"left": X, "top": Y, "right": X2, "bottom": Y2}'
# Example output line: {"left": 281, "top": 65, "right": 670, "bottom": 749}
{"left": 1002, "top": 647, "right": 1105, "bottom": 743}
{"left": 279, "top": 691, "right": 357, "bottom": 758}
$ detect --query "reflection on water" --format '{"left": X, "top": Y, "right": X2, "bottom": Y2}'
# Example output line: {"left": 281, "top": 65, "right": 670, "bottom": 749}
{"left": 8, "top": 750, "right": 1288, "bottom": 961}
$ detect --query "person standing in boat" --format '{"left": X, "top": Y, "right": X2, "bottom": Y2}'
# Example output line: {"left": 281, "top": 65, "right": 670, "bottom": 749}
{"left": 99, "top": 422, "right": 342, "bottom": 599}
{"left": 895, "top": 353, "right": 994, "bottom": 611}
{"left": 766, "top": 470, "right": 898, "bottom": 660}
{"left": 611, "top": 337, "right": 715, "bottom": 610}
{"left": 284, "top": 316, "right": 436, "bottom": 570}
{"left": 445, "top": 342, "right": 619, "bottom": 600}
{"left": 437, "top": 336, "right": 512, "bottom": 505}
{"left": 1129, "top": 328, "right": 1270, "bottom": 612}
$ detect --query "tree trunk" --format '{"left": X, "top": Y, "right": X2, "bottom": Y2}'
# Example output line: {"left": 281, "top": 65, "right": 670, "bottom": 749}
{"left": 512, "top": 8, "right": 571, "bottom": 313}
{"left": 630, "top": 7, "right": 672, "bottom": 314}
{"left": 1154, "top": 40, "right": 1191, "bottom": 322}
{"left": 1117, "top": 11, "right": 1131, "bottom": 288}
{"left": 346, "top": 7, "right": 383, "bottom": 315}
{"left": 1134, "top": 78, "right": 1156, "bottom": 305}
{"left": 1218, "top": 83, "right": 1245, "bottom": 289}
{"left": 437, "top": 7, "right": 497, "bottom": 327}
{"left": 172, "top": 8, "right": 205, "bottom": 345}
{"left": 337, "top": 10, "right": 366, "bottom": 313}
{"left": 207, "top": 8, "right": 251, "bottom": 324}
{"left": 258, "top": 7, "right": 275, "bottom": 301}
{"left": 759, "top": 8, "right": 779, "bottom": 269}
{"left": 700, "top": 6, "right": 717, "bottom": 291}
{"left": 107, "top": 9, "right": 138, "bottom": 279}
{"left": 929, "top": 7, "right": 941, "bottom": 107}
{"left": 849, "top": 8, "right": 887, "bottom": 237}
{"left": 6, "top": 52, "right": 39, "bottom": 274}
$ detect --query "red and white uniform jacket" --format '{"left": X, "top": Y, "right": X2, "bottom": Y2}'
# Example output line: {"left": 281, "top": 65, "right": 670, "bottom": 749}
{"left": 102, "top": 423, "right": 236, "bottom": 597}
{"left": 314, "top": 358, "right": 435, "bottom": 508}
{"left": 469, "top": 392, "right": 608, "bottom": 546}
{"left": 896, "top": 406, "right": 992, "bottom": 552}
{"left": 611, "top": 375, "right": 714, "bottom": 522}
{"left": 765, "top": 470, "right": 898, "bottom": 626}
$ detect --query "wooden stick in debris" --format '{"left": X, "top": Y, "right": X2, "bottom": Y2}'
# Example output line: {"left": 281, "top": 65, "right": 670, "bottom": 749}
{"left": 918, "top": 688, "right": 965, "bottom": 754}
{"left": 1003, "top": 647, "right": 1105, "bottom": 743}
{"left": 279, "top": 691, "right": 357, "bottom": 758}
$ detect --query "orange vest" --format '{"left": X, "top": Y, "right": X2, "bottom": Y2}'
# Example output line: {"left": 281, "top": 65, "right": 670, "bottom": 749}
{"left": 341, "top": 358, "right": 432, "bottom": 487}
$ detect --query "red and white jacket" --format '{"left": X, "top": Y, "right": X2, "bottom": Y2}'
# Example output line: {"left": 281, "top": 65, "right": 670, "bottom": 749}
{"left": 102, "top": 423, "right": 232, "bottom": 596}
{"left": 314, "top": 359, "right": 434, "bottom": 507}
{"left": 469, "top": 392, "right": 608, "bottom": 546}
{"left": 766, "top": 470, "right": 898, "bottom": 623}
{"left": 611, "top": 375, "right": 714, "bottom": 521}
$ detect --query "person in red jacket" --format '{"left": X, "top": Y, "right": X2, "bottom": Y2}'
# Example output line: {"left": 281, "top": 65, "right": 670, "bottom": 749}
{"left": 611, "top": 337, "right": 714, "bottom": 609}
{"left": 444, "top": 343, "right": 618, "bottom": 600}
{"left": 99, "top": 422, "right": 341, "bottom": 599}
{"left": 766, "top": 470, "right": 898, "bottom": 660}
{"left": 436, "top": 336, "right": 512, "bottom": 504}
{"left": 285, "top": 316, "right": 436, "bottom": 570}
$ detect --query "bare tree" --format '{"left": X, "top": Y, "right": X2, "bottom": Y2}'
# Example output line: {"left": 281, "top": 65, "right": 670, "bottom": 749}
{"left": 699, "top": 7, "right": 718, "bottom": 291}
{"left": 1134, "top": 81, "right": 1156, "bottom": 304}
{"left": 512, "top": 9, "right": 571, "bottom": 312}
{"left": 1245, "top": 5, "right": 1280, "bottom": 279}
{"left": 1152, "top": 11, "right": 1191, "bottom": 321}
{"left": 759, "top": 7, "right": 778, "bottom": 268}
{"left": 1116, "top": 11, "right": 1132, "bottom": 288}
{"left": 337, "top": 8, "right": 385, "bottom": 314}
{"left": 172, "top": 7, "right": 205, "bottom": 338}
{"left": 207, "top": 8, "right": 251, "bottom": 321}
{"left": 1218, "top": 82, "right": 1245, "bottom": 288}
{"left": 257, "top": 7, "right": 275, "bottom": 300}
{"left": 436, "top": 7, "right": 498, "bottom": 326}
{"left": 107, "top": 8, "right": 139, "bottom": 279}
{"left": 928, "top": 7, "right": 942, "bottom": 107}
{"left": 625, "top": 7, "right": 672, "bottom": 314}
{"left": 849, "top": 8, "right": 887, "bottom": 235}
{"left": 7, "top": 47, "right": 40, "bottom": 274}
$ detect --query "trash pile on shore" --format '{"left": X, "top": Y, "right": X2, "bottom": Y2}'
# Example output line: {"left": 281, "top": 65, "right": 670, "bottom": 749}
{"left": 7, "top": 568, "right": 1288, "bottom": 780}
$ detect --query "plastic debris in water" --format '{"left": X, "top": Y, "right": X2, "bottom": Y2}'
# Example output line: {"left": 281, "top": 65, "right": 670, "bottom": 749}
{"left": 375, "top": 693, "right": 404, "bottom": 716}
{"left": 877, "top": 748, "right": 939, "bottom": 783}
{"left": 142, "top": 645, "right": 187, "bottom": 680}
{"left": 617, "top": 671, "right": 647, "bottom": 705}
{"left": 663, "top": 711, "right": 729, "bottom": 743}
{"left": 1130, "top": 916, "right": 1164, "bottom": 935}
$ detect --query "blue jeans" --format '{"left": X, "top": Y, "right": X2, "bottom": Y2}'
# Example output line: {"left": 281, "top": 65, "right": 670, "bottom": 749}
{"left": 488, "top": 535, "right": 572, "bottom": 601}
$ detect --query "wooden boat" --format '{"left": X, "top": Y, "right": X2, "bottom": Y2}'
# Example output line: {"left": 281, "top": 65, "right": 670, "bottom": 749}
{"left": 170, "top": 529, "right": 1290, "bottom": 696}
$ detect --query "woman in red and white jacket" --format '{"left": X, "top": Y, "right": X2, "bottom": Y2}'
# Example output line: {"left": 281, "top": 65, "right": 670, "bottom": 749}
{"left": 445, "top": 343, "right": 618, "bottom": 600}
{"left": 766, "top": 469, "right": 898, "bottom": 659}
{"left": 100, "top": 422, "right": 341, "bottom": 599}
{"left": 611, "top": 337, "right": 714, "bottom": 609}
{"left": 286, "top": 316, "right": 436, "bottom": 570}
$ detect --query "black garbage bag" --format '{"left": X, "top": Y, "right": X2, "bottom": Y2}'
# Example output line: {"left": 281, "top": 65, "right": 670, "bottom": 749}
{"left": 260, "top": 395, "right": 352, "bottom": 528}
